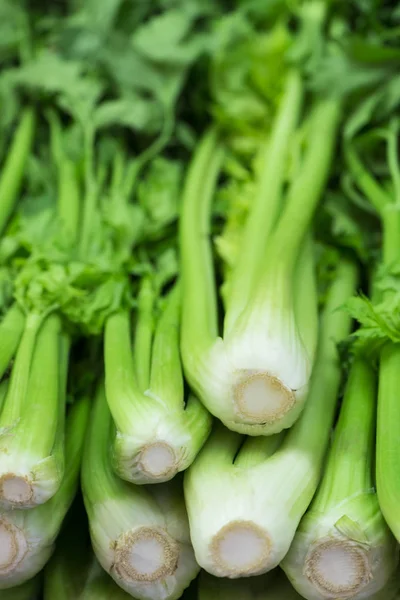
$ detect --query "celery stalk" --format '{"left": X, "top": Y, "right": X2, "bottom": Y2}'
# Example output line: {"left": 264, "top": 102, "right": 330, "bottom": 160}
{"left": 180, "top": 88, "right": 340, "bottom": 435}
{"left": 82, "top": 383, "right": 199, "bottom": 600}
{"left": 184, "top": 258, "right": 357, "bottom": 576}
{"left": 0, "top": 397, "right": 89, "bottom": 589}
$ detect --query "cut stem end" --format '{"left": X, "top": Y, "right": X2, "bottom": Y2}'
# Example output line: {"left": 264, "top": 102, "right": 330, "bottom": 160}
{"left": 305, "top": 539, "right": 371, "bottom": 598}
{"left": 210, "top": 520, "right": 271, "bottom": 576}
{"left": 0, "top": 519, "right": 28, "bottom": 574}
{"left": 0, "top": 474, "right": 33, "bottom": 506}
{"left": 139, "top": 442, "right": 177, "bottom": 480}
{"left": 233, "top": 370, "right": 295, "bottom": 424}
{"left": 114, "top": 526, "right": 179, "bottom": 584}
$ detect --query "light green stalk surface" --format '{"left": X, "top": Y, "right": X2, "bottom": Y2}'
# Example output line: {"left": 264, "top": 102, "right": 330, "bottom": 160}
{"left": 82, "top": 383, "right": 199, "bottom": 600}
{"left": 0, "top": 113, "right": 84, "bottom": 509}
{"left": 0, "top": 314, "right": 66, "bottom": 508}
{"left": 184, "top": 258, "right": 357, "bottom": 577}
{"left": 282, "top": 358, "right": 399, "bottom": 599}
{"left": 345, "top": 121, "right": 400, "bottom": 543}
{"left": 48, "top": 110, "right": 81, "bottom": 243}
{"left": 376, "top": 171, "right": 400, "bottom": 540}
{"left": 180, "top": 84, "right": 340, "bottom": 435}
{"left": 0, "top": 304, "right": 25, "bottom": 380}
{"left": 0, "top": 397, "right": 89, "bottom": 589}
{"left": 0, "top": 107, "right": 36, "bottom": 236}
{"left": 105, "top": 280, "right": 212, "bottom": 484}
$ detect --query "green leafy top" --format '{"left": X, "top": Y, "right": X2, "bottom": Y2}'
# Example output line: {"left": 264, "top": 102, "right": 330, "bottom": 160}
{"left": 300, "top": 2, "right": 400, "bottom": 355}
{"left": 0, "top": 0, "right": 212, "bottom": 334}
{"left": 51, "top": 0, "right": 219, "bottom": 146}
{"left": 308, "top": 1, "right": 400, "bottom": 137}
{"left": 210, "top": 17, "right": 291, "bottom": 157}
{"left": 0, "top": 114, "right": 184, "bottom": 334}
{"left": 339, "top": 122, "right": 400, "bottom": 356}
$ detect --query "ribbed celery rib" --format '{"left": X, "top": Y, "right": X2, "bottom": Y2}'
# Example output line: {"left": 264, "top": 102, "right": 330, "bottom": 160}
{"left": 0, "top": 108, "right": 36, "bottom": 236}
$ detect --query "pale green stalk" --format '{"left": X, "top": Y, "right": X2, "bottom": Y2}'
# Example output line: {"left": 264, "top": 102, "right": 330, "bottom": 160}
{"left": 345, "top": 122, "right": 400, "bottom": 543}
{"left": 133, "top": 278, "right": 155, "bottom": 391}
{"left": 376, "top": 127, "right": 400, "bottom": 543}
{"left": 82, "top": 383, "right": 199, "bottom": 600}
{"left": 184, "top": 258, "right": 357, "bottom": 577}
{"left": 105, "top": 281, "right": 212, "bottom": 484}
{"left": 0, "top": 397, "right": 89, "bottom": 589}
{"left": 180, "top": 95, "right": 340, "bottom": 435}
{"left": 180, "top": 128, "right": 224, "bottom": 358}
{"left": 293, "top": 234, "right": 319, "bottom": 374}
{"left": 282, "top": 359, "right": 398, "bottom": 599}
{"left": 0, "top": 314, "right": 66, "bottom": 508}
{"left": 0, "top": 304, "right": 25, "bottom": 380}
{"left": 0, "top": 107, "right": 36, "bottom": 236}
{"left": 48, "top": 110, "right": 81, "bottom": 242}
{"left": 0, "top": 312, "right": 43, "bottom": 428}
{"left": 0, "top": 113, "right": 81, "bottom": 509}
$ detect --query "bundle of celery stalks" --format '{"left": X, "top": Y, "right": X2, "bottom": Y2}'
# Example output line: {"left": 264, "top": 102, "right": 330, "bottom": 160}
{"left": 1, "top": 1, "right": 400, "bottom": 599}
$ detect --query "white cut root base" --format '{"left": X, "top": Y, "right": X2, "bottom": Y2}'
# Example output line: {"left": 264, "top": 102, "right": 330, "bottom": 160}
{"left": 305, "top": 540, "right": 371, "bottom": 598}
{"left": 0, "top": 519, "right": 28, "bottom": 574}
{"left": 234, "top": 370, "right": 295, "bottom": 424}
{"left": 139, "top": 443, "right": 177, "bottom": 479}
{"left": 114, "top": 527, "right": 179, "bottom": 584}
{"left": 0, "top": 475, "right": 33, "bottom": 506}
{"left": 210, "top": 521, "right": 271, "bottom": 577}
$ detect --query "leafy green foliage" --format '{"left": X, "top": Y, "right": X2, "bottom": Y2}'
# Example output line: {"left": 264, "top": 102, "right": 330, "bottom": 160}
{"left": 346, "top": 293, "right": 400, "bottom": 356}
{"left": 343, "top": 257, "right": 400, "bottom": 356}
{"left": 9, "top": 52, "right": 103, "bottom": 127}
{"left": 309, "top": 1, "right": 400, "bottom": 137}
{"left": 52, "top": 0, "right": 220, "bottom": 145}
{"left": 315, "top": 190, "right": 381, "bottom": 263}
{"left": 0, "top": 117, "right": 186, "bottom": 334}
{"left": 0, "top": 0, "right": 28, "bottom": 64}
{"left": 137, "top": 157, "right": 183, "bottom": 241}
{"left": 0, "top": 0, "right": 214, "bottom": 336}
{"left": 210, "top": 18, "right": 291, "bottom": 156}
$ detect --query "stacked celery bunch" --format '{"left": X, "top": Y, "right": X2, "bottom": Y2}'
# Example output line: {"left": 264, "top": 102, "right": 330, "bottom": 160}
{"left": 1, "top": 1, "right": 400, "bottom": 600}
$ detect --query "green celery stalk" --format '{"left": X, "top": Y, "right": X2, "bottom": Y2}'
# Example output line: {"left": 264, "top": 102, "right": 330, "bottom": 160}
{"left": 48, "top": 110, "right": 81, "bottom": 243}
{"left": 0, "top": 107, "right": 36, "bottom": 236}
{"left": 82, "top": 383, "right": 199, "bottom": 600}
{"left": 0, "top": 314, "right": 66, "bottom": 508}
{"left": 104, "top": 280, "right": 212, "bottom": 485}
{"left": 282, "top": 358, "right": 398, "bottom": 599}
{"left": 344, "top": 120, "right": 400, "bottom": 543}
{"left": 0, "top": 115, "right": 84, "bottom": 509}
{"left": 0, "top": 304, "right": 25, "bottom": 380}
{"left": 184, "top": 257, "right": 357, "bottom": 577}
{"left": 0, "top": 396, "right": 89, "bottom": 589}
{"left": 180, "top": 88, "right": 340, "bottom": 436}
